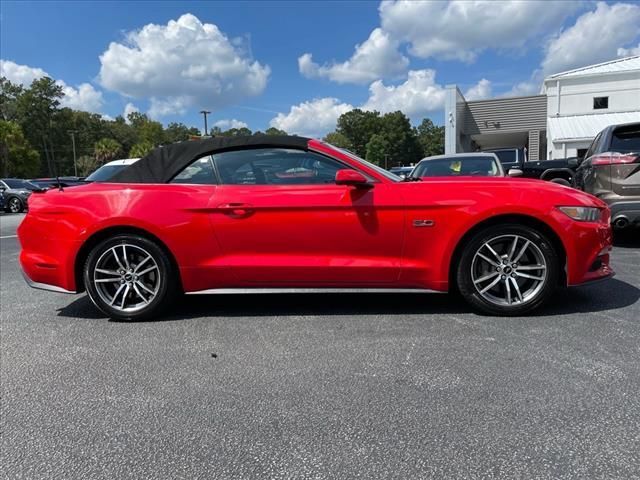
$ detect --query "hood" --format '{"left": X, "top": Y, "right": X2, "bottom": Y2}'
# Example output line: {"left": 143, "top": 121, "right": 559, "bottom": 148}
{"left": 415, "top": 177, "right": 606, "bottom": 208}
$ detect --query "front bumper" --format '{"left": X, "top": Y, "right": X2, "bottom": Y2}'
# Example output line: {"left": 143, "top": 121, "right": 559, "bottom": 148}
{"left": 555, "top": 209, "right": 614, "bottom": 286}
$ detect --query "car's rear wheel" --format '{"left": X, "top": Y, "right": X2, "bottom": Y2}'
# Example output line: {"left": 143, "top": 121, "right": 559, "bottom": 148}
{"left": 83, "top": 234, "right": 178, "bottom": 321}
{"left": 7, "top": 196, "right": 23, "bottom": 213}
{"left": 456, "top": 225, "right": 560, "bottom": 315}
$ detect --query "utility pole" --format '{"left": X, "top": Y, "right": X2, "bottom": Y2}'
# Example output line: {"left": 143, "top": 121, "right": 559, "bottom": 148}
{"left": 384, "top": 154, "right": 389, "bottom": 170}
{"left": 199, "top": 110, "right": 211, "bottom": 136}
{"left": 68, "top": 130, "right": 78, "bottom": 177}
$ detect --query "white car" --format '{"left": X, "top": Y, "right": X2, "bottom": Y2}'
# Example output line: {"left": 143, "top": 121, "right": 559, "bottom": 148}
{"left": 410, "top": 153, "right": 505, "bottom": 178}
{"left": 86, "top": 158, "right": 140, "bottom": 182}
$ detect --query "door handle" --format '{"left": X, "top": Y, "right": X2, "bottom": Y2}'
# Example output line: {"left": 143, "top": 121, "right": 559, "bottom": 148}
{"left": 217, "top": 203, "right": 254, "bottom": 216}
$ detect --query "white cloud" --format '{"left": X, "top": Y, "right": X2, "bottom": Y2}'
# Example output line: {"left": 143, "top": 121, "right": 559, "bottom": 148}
{"left": 0, "top": 59, "right": 104, "bottom": 113}
{"left": 213, "top": 118, "right": 249, "bottom": 130}
{"left": 362, "top": 69, "right": 447, "bottom": 116}
{"left": 541, "top": 2, "right": 640, "bottom": 76}
{"left": 504, "top": 81, "right": 540, "bottom": 98}
{"left": 379, "top": 0, "right": 581, "bottom": 62}
{"left": 269, "top": 98, "right": 354, "bottom": 137}
{"left": 618, "top": 43, "right": 640, "bottom": 57}
{"left": 59, "top": 82, "right": 104, "bottom": 112}
{"left": 99, "top": 13, "right": 270, "bottom": 117}
{"left": 298, "top": 28, "right": 408, "bottom": 84}
{"left": 271, "top": 70, "right": 490, "bottom": 136}
{"left": 0, "top": 59, "right": 47, "bottom": 85}
{"left": 123, "top": 102, "right": 139, "bottom": 122}
{"left": 464, "top": 78, "right": 492, "bottom": 101}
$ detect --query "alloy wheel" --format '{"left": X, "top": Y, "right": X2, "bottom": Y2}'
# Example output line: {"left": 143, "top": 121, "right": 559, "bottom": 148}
{"left": 9, "top": 198, "right": 21, "bottom": 213}
{"left": 470, "top": 234, "right": 547, "bottom": 306}
{"left": 93, "top": 243, "right": 161, "bottom": 313}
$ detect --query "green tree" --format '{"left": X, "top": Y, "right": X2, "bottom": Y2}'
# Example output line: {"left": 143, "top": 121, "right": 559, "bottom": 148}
{"left": 104, "top": 116, "right": 137, "bottom": 156}
{"left": 264, "top": 127, "right": 287, "bottom": 136}
{"left": 94, "top": 138, "right": 121, "bottom": 164}
{"left": 127, "top": 111, "right": 164, "bottom": 146}
{"left": 0, "top": 120, "right": 40, "bottom": 177}
{"left": 15, "top": 77, "right": 64, "bottom": 175}
{"left": 378, "top": 111, "right": 422, "bottom": 167}
{"left": 365, "top": 134, "right": 389, "bottom": 167}
{"left": 415, "top": 118, "right": 445, "bottom": 158}
{"left": 212, "top": 126, "right": 253, "bottom": 137}
{"left": 76, "top": 155, "right": 99, "bottom": 176}
{"left": 164, "top": 122, "right": 199, "bottom": 144}
{"left": 129, "top": 141, "right": 154, "bottom": 158}
{"left": 323, "top": 131, "right": 352, "bottom": 150}
{"left": 15, "top": 77, "right": 63, "bottom": 145}
{"left": 0, "top": 77, "right": 24, "bottom": 122}
{"left": 336, "top": 109, "right": 382, "bottom": 158}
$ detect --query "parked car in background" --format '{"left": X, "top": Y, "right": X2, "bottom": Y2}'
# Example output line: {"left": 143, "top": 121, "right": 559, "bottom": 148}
{"left": 85, "top": 158, "right": 140, "bottom": 182}
{"left": 574, "top": 122, "right": 640, "bottom": 229}
{"left": 410, "top": 153, "right": 504, "bottom": 178}
{"left": 486, "top": 147, "right": 577, "bottom": 186}
{"left": 18, "top": 136, "right": 613, "bottom": 321}
{"left": 29, "top": 177, "right": 86, "bottom": 190}
{"left": 0, "top": 189, "right": 5, "bottom": 211}
{"left": 389, "top": 166, "right": 414, "bottom": 179}
{"left": 0, "top": 178, "right": 46, "bottom": 213}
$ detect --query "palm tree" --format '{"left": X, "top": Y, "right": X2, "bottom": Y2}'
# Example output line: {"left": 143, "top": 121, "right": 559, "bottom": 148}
{"left": 94, "top": 138, "right": 121, "bottom": 164}
{"left": 129, "top": 141, "right": 154, "bottom": 158}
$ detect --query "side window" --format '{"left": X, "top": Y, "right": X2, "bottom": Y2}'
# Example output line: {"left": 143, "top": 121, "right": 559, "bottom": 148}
{"left": 214, "top": 148, "right": 349, "bottom": 186}
{"left": 585, "top": 132, "right": 601, "bottom": 159}
{"left": 170, "top": 155, "right": 216, "bottom": 184}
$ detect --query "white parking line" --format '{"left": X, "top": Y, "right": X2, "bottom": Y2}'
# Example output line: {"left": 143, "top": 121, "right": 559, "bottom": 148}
{"left": 0, "top": 235, "right": 18, "bottom": 239}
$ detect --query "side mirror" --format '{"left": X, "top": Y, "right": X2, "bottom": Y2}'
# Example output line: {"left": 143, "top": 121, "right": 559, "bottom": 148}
{"left": 567, "top": 157, "right": 579, "bottom": 168}
{"left": 335, "top": 169, "right": 372, "bottom": 187}
{"left": 507, "top": 168, "right": 523, "bottom": 177}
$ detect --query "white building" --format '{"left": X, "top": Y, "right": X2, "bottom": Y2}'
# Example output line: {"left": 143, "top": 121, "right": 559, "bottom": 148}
{"left": 544, "top": 56, "right": 640, "bottom": 159}
{"left": 445, "top": 55, "right": 640, "bottom": 160}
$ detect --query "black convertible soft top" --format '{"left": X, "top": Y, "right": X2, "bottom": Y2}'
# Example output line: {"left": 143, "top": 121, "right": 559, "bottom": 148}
{"left": 109, "top": 135, "right": 310, "bottom": 184}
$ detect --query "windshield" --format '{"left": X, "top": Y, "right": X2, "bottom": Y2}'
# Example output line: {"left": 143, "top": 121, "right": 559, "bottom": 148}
{"left": 3, "top": 179, "right": 40, "bottom": 190}
{"left": 412, "top": 156, "right": 502, "bottom": 177}
{"left": 86, "top": 164, "right": 128, "bottom": 182}
{"left": 327, "top": 145, "right": 402, "bottom": 182}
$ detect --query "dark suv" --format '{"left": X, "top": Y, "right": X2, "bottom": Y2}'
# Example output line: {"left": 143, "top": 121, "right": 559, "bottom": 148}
{"left": 573, "top": 122, "right": 640, "bottom": 229}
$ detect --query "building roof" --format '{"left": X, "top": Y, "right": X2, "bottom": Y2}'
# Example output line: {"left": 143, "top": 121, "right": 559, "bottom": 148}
{"left": 548, "top": 111, "right": 640, "bottom": 142}
{"left": 546, "top": 55, "right": 640, "bottom": 80}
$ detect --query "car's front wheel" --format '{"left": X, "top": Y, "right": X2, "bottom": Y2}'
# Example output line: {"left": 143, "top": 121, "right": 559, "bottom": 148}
{"left": 456, "top": 225, "right": 560, "bottom": 315}
{"left": 83, "top": 234, "right": 178, "bottom": 321}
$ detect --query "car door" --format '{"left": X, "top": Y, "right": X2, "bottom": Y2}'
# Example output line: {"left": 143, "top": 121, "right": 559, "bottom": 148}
{"left": 208, "top": 147, "right": 405, "bottom": 286}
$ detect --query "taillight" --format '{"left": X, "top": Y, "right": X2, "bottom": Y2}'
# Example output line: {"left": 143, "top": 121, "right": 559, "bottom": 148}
{"left": 591, "top": 152, "right": 639, "bottom": 165}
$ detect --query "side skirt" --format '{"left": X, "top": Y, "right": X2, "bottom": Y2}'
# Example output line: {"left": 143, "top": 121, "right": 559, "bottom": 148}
{"left": 186, "top": 287, "right": 445, "bottom": 295}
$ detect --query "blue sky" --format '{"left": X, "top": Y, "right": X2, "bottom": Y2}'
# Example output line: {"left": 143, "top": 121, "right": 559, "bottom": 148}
{"left": 2, "top": 1, "right": 639, "bottom": 136}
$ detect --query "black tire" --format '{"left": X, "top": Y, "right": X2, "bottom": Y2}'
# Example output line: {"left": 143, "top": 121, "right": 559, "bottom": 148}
{"left": 83, "top": 234, "right": 178, "bottom": 321}
{"left": 456, "top": 224, "right": 560, "bottom": 316}
{"left": 6, "top": 196, "right": 24, "bottom": 213}
{"left": 550, "top": 178, "right": 571, "bottom": 187}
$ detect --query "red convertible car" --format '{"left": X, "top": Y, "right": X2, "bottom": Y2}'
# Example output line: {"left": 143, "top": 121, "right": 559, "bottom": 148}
{"left": 18, "top": 136, "right": 613, "bottom": 320}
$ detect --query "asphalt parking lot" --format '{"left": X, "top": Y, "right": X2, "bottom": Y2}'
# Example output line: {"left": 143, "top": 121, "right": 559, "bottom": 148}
{"left": 1, "top": 212, "right": 639, "bottom": 479}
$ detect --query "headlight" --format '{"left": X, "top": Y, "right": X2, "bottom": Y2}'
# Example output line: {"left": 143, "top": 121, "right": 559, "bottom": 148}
{"left": 557, "top": 206, "right": 601, "bottom": 222}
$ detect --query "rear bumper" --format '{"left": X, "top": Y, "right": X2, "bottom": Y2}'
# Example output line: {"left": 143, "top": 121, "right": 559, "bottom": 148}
{"left": 20, "top": 268, "right": 76, "bottom": 294}
{"left": 18, "top": 213, "right": 81, "bottom": 293}
{"left": 608, "top": 199, "right": 640, "bottom": 226}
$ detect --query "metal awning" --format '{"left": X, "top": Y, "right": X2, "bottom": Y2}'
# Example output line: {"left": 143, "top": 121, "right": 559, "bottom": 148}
{"left": 549, "top": 111, "right": 640, "bottom": 142}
